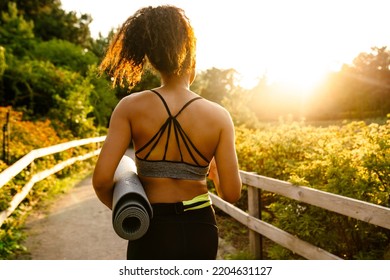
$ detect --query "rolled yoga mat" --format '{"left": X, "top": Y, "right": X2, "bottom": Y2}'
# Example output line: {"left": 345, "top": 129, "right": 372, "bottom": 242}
{"left": 112, "top": 155, "right": 153, "bottom": 240}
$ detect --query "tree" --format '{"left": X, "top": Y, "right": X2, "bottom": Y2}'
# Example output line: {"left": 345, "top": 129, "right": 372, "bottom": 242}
{"left": 0, "top": 1, "right": 119, "bottom": 137}
{"left": 49, "top": 70, "right": 96, "bottom": 137}
{"left": 89, "top": 29, "right": 116, "bottom": 61}
{"left": 0, "top": 2, "right": 35, "bottom": 56}
{"left": 191, "top": 67, "right": 238, "bottom": 104}
{"left": 0, "top": 46, "right": 5, "bottom": 77}
{"left": 306, "top": 46, "right": 390, "bottom": 120}
{"left": 31, "top": 39, "right": 98, "bottom": 75}
{"left": 2, "top": 58, "right": 62, "bottom": 115}
{"left": 221, "top": 86, "right": 259, "bottom": 128}
{"left": 346, "top": 47, "right": 390, "bottom": 117}
{"left": 0, "top": 0, "right": 92, "bottom": 47}
{"left": 87, "top": 65, "right": 118, "bottom": 129}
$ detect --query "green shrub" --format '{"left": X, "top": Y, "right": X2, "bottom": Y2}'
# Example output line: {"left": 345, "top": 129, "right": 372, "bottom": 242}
{"left": 0, "top": 107, "right": 98, "bottom": 259}
{"left": 235, "top": 118, "right": 390, "bottom": 259}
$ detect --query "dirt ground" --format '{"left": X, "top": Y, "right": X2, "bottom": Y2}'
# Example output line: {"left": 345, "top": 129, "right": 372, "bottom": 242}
{"left": 20, "top": 175, "right": 236, "bottom": 260}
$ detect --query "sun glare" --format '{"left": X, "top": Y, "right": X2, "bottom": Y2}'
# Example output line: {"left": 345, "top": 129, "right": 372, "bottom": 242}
{"left": 267, "top": 64, "right": 331, "bottom": 95}
{"left": 191, "top": 0, "right": 389, "bottom": 98}
{"left": 60, "top": 0, "right": 390, "bottom": 100}
{"left": 219, "top": 51, "right": 341, "bottom": 96}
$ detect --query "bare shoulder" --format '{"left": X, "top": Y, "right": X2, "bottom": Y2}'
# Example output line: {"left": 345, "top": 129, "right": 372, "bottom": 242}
{"left": 199, "top": 98, "right": 233, "bottom": 124}
{"left": 114, "top": 90, "right": 155, "bottom": 114}
{"left": 118, "top": 90, "right": 151, "bottom": 105}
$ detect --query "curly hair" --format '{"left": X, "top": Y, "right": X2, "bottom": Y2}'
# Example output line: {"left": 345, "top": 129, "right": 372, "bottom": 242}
{"left": 100, "top": 5, "right": 197, "bottom": 88}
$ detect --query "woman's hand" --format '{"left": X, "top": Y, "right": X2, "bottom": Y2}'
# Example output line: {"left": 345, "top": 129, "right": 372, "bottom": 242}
{"left": 208, "top": 157, "right": 218, "bottom": 182}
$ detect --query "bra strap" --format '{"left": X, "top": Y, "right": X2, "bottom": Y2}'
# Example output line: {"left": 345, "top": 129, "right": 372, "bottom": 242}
{"left": 150, "top": 89, "right": 202, "bottom": 118}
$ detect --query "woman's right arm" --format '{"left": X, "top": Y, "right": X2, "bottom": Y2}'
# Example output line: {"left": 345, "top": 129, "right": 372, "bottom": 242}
{"left": 92, "top": 98, "right": 132, "bottom": 209}
{"left": 208, "top": 109, "right": 242, "bottom": 203}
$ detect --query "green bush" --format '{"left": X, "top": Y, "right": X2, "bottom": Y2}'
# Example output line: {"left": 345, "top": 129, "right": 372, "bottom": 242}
{"left": 235, "top": 118, "right": 390, "bottom": 259}
{"left": 0, "top": 107, "right": 98, "bottom": 259}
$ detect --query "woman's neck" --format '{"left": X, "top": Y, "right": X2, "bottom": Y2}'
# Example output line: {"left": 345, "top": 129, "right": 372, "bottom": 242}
{"left": 160, "top": 74, "right": 190, "bottom": 89}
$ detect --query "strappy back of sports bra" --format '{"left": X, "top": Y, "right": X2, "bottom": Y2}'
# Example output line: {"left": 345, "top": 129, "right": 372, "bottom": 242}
{"left": 135, "top": 90, "right": 210, "bottom": 180}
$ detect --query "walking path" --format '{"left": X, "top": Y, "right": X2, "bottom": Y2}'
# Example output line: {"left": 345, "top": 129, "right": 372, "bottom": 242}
{"left": 21, "top": 175, "right": 236, "bottom": 260}
{"left": 22, "top": 175, "right": 127, "bottom": 259}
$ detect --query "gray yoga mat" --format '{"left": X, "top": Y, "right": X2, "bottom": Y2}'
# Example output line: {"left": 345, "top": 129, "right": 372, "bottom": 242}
{"left": 112, "top": 156, "right": 153, "bottom": 240}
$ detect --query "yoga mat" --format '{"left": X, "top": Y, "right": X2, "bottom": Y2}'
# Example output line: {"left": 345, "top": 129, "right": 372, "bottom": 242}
{"left": 112, "top": 155, "right": 153, "bottom": 240}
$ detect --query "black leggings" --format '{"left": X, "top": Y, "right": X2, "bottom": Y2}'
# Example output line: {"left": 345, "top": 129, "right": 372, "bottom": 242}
{"left": 127, "top": 205, "right": 218, "bottom": 260}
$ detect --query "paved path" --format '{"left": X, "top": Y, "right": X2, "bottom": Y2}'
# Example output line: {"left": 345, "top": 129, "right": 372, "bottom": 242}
{"left": 22, "top": 176, "right": 236, "bottom": 260}
{"left": 22, "top": 175, "right": 128, "bottom": 260}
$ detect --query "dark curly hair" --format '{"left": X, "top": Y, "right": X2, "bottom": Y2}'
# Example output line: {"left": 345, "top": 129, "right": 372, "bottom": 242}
{"left": 100, "top": 5, "right": 197, "bottom": 88}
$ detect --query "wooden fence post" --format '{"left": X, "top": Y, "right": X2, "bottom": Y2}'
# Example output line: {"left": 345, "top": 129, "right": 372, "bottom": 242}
{"left": 248, "top": 185, "right": 262, "bottom": 259}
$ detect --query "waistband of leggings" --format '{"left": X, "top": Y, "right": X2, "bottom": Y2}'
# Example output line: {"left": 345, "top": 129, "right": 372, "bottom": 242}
{"left": 152, "top": 193, "right": 212, "bottom": 215}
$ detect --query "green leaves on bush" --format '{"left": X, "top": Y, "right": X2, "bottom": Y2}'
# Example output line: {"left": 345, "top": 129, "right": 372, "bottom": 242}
{"left": 236, "top": 118, "right": 390, "bottom": 259}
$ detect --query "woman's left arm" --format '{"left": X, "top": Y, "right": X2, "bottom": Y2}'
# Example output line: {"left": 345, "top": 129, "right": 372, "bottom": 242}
{"left": 92, "top": 98, "right": 132, "bottom": 209}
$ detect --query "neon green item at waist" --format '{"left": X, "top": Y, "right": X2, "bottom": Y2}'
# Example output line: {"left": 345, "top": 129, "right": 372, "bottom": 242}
{"left": 182, "top": 193, "right": 212, "bottom": 211}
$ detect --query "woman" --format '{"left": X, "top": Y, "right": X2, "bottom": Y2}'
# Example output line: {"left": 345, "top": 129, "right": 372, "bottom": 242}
{"left": 93, "top": 5, "right": 241, "bottom": 260}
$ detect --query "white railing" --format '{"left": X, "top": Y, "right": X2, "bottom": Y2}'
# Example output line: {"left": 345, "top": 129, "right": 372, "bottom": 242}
{"left": 0, "top": 136, "right": 106, "bottom": 227}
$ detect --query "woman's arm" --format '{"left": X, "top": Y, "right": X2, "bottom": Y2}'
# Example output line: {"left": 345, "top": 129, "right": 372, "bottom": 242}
{"left": 92, "top": 98, "right": 132, "bottom": 209}
{"left": 208, "top": 109, "right": 242, "bottom": 203}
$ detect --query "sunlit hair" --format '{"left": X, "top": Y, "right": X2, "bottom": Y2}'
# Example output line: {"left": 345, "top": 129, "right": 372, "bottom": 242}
{"left": 100, "top": 5, "right": 196, "bottom": 88}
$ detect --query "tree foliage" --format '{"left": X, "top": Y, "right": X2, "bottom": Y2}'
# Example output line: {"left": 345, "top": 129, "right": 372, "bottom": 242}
{"left": 0, "top": 46, "right": 5, "bottom": 77}
{"left": 0, "top": 2, "right": 35, "bottom": 56}
{"left": 31, "top": 39, "right": 98, "bottom": 75}
{"left": 192, "top": 67, "right": 238, "bottom": 104}
{"left": 307, "top": 47, "right": 390, "bottom": 120}
{"left": 0, "top": 1, "right": 117, "bottom": 138}
{"left": 0, "top": 0, "right": 92, "bottom": 47}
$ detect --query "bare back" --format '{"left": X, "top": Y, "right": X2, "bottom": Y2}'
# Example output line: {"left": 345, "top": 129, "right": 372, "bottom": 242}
{"left": 126, "top": 88, "right": 226, "bottom": 203}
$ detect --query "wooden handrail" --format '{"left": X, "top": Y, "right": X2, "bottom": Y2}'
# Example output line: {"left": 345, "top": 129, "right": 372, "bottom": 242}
{"left": 0, "top": 136, "right": 105, "bottom": 189}
{"left": 0, "top": 136, "right": 106, "bottom": 227}
{"left": 1, "top": 137, "right": 389, "bottom": 260}
{"left": 210, "top": 193, "right": 342, "bottom": 260}
{"left": 240, "top": 170, "right": 390, "bottom": 230}
{"left": 0, "top": 149, "right": 101, "bottom": 226}
{"left": 212, "top": 170, "right": 390, "bottom": 259}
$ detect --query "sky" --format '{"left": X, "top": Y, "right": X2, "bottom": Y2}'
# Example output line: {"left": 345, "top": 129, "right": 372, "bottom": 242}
{"left": 61, "top": 0, "right": 390, "bottom": 91}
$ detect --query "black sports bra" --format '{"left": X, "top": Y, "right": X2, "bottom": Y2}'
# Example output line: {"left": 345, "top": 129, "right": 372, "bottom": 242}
{"left": 135, "top": 90, "right": 210, "bottom": 180}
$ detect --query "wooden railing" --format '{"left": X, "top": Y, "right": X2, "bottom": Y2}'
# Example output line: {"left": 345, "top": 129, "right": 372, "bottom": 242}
{"left": 1, "top": 138, "right": 390, "bottom": 260}
{"left": 210, "top": 171, "right": 390, "bottom": 260}
{"left": 0, "top": 136, "right": 106, "bottom": 227}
